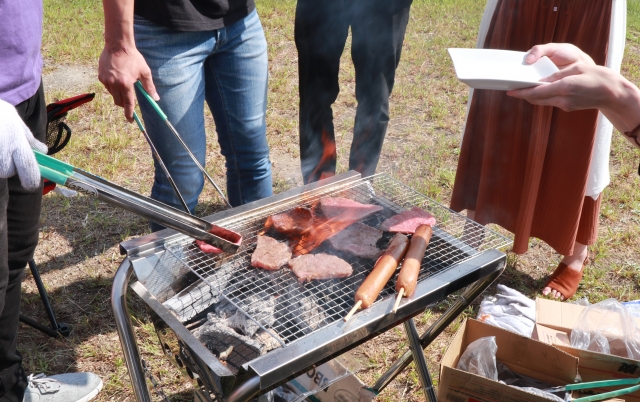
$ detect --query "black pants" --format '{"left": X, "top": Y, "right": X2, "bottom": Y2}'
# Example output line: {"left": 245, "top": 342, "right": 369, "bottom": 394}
{"left": 295, "top": 0, "right": 412, "bottom": 184}
{"left": 0, "top": 83, "right": 46, "bottom": 402}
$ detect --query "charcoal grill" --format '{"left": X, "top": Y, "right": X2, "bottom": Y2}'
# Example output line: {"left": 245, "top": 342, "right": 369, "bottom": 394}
{"left": 112, "top": 171, "right": 512, "bottom": 401}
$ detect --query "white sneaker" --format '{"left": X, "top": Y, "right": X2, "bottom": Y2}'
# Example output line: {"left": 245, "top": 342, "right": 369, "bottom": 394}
{"left": 23, "top": 373, "right": 103, "bottom": 402}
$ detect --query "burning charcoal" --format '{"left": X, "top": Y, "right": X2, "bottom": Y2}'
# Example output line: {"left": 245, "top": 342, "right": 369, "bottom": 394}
{"left": 214, "top": 298, "right": 237, "bottom": 319}
{"left": 225, "top": 295, "right": 277, "bottom": 337}
{"left": 254, "top": 330, "right": 283, "bottom": 353}
{"left": 163, "top": 279, "right": 222, "bottom": 322}
{"left": 193, "top": 316, "right": 267, "bottom": 362}
{"left": 298, "top": 294, "right": 327, "bottom": 330}
{"left": 225, "top": 311, "right": 261, "bottom": 337}
{"left": 276, "top": 283, "right": 326, "bottom": 334}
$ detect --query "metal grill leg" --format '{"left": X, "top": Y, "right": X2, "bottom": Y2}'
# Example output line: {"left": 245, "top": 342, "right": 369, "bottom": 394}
{"left": 369, "top": 267, "right": 503, "bottom": 395}
{"left": 111, "top": 259, "right": 153, "bottom": 402}
{"left": 404, "top": 318, "right": 437, "bottom": 401}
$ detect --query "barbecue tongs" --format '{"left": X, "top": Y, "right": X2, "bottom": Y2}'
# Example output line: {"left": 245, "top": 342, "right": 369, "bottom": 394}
{"left": 544, "top": 376, "right": 640, "bottom": 402}
{"left": 35, "top": 151, "right": 242, "bottom": 254}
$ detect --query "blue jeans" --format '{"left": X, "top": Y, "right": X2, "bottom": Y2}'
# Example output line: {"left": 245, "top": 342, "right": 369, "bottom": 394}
{"left": 134, "top": 9, "right": 272, "bottom": 222}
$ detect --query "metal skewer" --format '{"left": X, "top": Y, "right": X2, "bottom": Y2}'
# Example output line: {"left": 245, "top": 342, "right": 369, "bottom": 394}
{"left": 135, "top": 81, "right": 232, "bottom": 208}
{"left": 133, "top": 112, "right": 190, "bottom": 213}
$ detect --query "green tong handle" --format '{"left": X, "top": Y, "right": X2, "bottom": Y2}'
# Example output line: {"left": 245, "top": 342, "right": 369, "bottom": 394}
{"left": 34, "top": 150, "right": 74, "bottom": 185}
{"left": 134, "top": 81, "right": 167, "bottom": 120}
{"left": 572, "top": 384, "right": 640, "bottom": 402}
{"left": 566, "top": 377, "right": 640, "bottom": 391}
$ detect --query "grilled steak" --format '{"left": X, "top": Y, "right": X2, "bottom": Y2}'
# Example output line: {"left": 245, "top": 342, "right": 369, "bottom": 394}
{"left": 251, "top": 235, "right": 292, "bottom": 270}
{"left": 319, "top": 197, "right": 383, "bottom": 222}
{"left": 380, "top": 207, "right": 437, "bottom": 233}
{"left": 328, "top": 222, "right": 383, "bottom": 258}
{"left": 289, "top": 253, "right": 353, "bottom": 282}
{"left": 264, "top": 207, "right": 315, "bottom": 235}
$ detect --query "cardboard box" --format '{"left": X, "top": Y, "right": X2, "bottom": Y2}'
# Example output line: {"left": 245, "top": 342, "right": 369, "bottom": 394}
{"left": 535, "top": 298, "right": 640, "bottom": 401}
{"left": 438, "top": 319, "right": 579, "bottom": 402}
{"left": 555, "top": 345, "right": 640, "bottom": 401}
{"left": 535, "top": 298, "right": 586, "bottom": 333}
{"left": 535, "top": 298, "right": 640, "bottom": 334}
{"left": 193, "top": 357, "right": 369, "bottom": 402}
{"left": 531, "top": 323, "right": 571, "bottom": 346}
{"left": 287, "top": 358, "right": 369, "bottom": 402}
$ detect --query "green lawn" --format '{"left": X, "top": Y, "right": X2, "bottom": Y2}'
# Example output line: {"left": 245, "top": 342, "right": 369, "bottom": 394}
{"left": 21, "top": 0, "right": 640, "bottom": 401}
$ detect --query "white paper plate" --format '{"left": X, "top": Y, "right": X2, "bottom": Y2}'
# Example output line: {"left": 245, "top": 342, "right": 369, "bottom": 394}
{"left": 447, "top": 48, "right": 560, "bottom": 91}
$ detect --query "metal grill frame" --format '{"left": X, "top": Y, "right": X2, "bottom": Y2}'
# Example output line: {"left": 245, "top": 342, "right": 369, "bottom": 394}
{"left": 155, "top": 173, "right": 509, "bottom": 347}
{"left": 116, "top": 171, "right": 511, "bottom": 401}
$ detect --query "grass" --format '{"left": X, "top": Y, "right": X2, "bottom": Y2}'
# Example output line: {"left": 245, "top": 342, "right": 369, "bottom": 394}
{"left": 19, "top": 0, "right": 640, "bottom": 401}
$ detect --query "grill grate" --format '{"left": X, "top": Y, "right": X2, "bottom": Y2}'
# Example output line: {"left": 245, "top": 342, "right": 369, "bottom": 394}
{"left": 156, "top": 174, "right": 511, "bottom": 349}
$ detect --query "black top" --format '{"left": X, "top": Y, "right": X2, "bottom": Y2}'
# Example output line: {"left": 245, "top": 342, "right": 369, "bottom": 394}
{"left": 134, "top": 0, "right": 256, "bottom": 31}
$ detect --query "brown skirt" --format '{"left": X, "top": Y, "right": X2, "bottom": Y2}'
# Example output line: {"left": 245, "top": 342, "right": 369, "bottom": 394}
{"left": 450, "top": 0, "right": 612, "bottom": 256}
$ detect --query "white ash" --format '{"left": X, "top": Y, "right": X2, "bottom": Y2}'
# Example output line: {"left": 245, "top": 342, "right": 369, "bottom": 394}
{"left": 277, "top": 283, "right": 326, "bottom": 333}
{"left": 224, "top": 295, "right": 277, "bottom": 337}
{"left": 193, "top": 316, "right": 267, "bottom": 358}
{"left": 163, "top": 280, "right": 222, "bottom": 322}
{"left": 214, "top": 298, "right": 237, "bottom": 319}
{"left": 254, "top": 330, "right": 282, "bottom": 352}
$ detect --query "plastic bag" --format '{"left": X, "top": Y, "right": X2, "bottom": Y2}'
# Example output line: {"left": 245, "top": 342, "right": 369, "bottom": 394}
{"left": 518, "top": 387, "right": 564, "bottom": 402}
{"left": 456, "top": 336, "right": 498, "bottom": 380}
{"left": 623, "top": 300, "right": 640, "bottom": 319}
{"left": 570, "top": 298, "right": 640, "bottom": 359}
{"left": 496, "top": 362, "right": 564, "bottom": 402}
{"left": 477, "top": 284, "right": 535, "bottom": 337}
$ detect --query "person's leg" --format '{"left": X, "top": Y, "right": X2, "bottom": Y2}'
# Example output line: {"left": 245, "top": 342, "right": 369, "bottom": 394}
{"left": 134, "top": 17, "right": 213, "bottom": 224}
{"left": 349, "top": 0, "right": 412, "bottom": 177}
{"left": 543, "top": 195, "right": 600, "bottom": 300}
{"left": 203, "top": 10, "right": 272, "bottom": 206}
{"left": 295, "top": 0, "right": 349, "bottom": 183}
{"left": 0, "top": 82, "right": 46, "bottom": 401}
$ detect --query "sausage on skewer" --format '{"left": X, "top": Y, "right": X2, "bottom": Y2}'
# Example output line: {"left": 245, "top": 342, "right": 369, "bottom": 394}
{"left": 344, "top": 233, "right": 409, "bottom": 321}
{"left": 393, "top": 224, "right": 433, "bottom": 313}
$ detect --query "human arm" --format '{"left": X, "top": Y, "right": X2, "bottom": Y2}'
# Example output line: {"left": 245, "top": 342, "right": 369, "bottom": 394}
{"left": 507, "top": 43, "right": 640, "bottom": 149}
{"left": 98, "top": 0, "right": 159, "bottom": 122}
{"left": 0, "top": 99, "right": 48, "bottom": 190}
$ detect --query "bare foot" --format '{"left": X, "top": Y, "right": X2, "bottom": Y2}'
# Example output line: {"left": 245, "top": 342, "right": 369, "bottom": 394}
{"left": 542, "top": 242, "right": 588, "bottom": 301}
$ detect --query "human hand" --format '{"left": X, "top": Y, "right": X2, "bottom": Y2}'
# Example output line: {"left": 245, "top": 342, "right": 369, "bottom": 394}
{"left": 522, "top": 43, "right": 596, "bottom": 69}
{"left": 507, "top": 63, "right": 616, "bottom": 112}
{"left": 98, "top": 44, "right": 159, "bottom": 123}
{"left": 0, "top": 99, "right": 48, "bottom": 190}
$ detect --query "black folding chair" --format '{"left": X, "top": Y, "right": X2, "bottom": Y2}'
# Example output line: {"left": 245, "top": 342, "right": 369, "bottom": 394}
{"left": 19, "top": 93, "right": 95, "bottom": 338}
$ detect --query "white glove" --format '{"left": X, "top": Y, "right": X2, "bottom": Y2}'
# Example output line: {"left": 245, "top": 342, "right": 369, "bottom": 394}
{"left": 0, "top": 99, "right": 48, "bottom": 190}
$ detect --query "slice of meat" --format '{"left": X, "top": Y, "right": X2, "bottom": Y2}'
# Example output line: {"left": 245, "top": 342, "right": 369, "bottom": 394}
{"left": 264, "top": 207, "right": 315, "bottom": 235}
{"left": 195, "top": 226, "right": 243, "bottom": 254}
{"left": 328, "top": 222, "right": 383, "bottom": 259}
{"left": 251, "top": 235, "right": 292, "bottom": 270}
{"left": 380, "top": 207, "right": 437, "bottom": 233}
{"left": 289, "top": 253, "right": 353, "bottom": 282}
{"left": 196, "top": 240, "right": 223, "bottom": 254}
{"left": 319, "top": 197, "right": 383, "bottom": 222}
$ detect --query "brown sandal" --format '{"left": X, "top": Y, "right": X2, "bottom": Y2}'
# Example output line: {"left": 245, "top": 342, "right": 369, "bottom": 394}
{"left": 543, "top": 259, "right": 588, "bottom": 300}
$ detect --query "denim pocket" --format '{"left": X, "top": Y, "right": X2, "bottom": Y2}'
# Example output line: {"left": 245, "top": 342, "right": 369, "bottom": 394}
{"left": 133, "top": 14, "right": 156, "bottom": 27}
